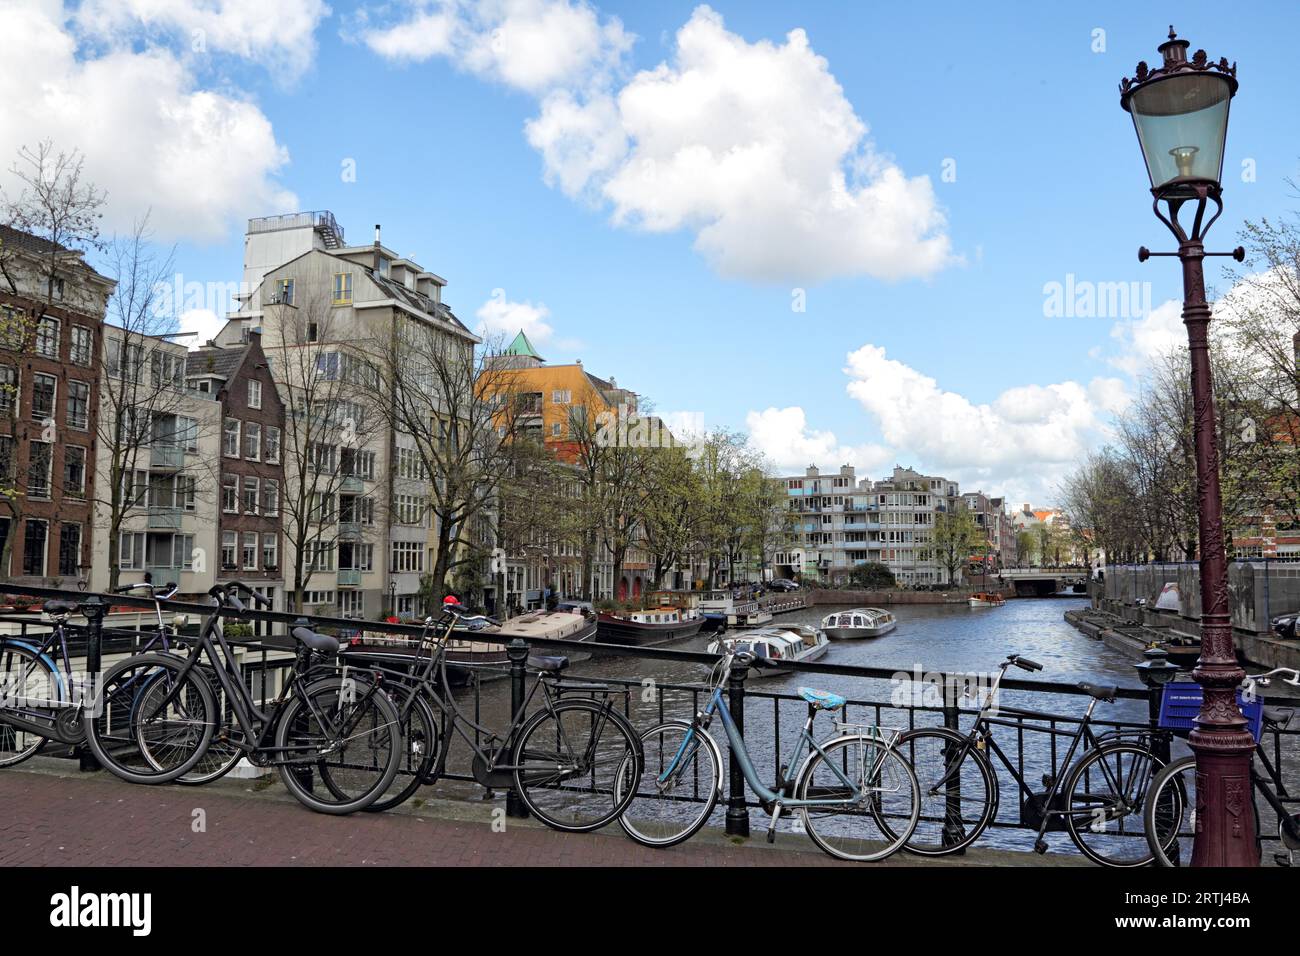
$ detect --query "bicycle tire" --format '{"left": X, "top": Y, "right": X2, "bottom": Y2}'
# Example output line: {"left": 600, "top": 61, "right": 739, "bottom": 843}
{"left": 512, "top": 698, "right": 641, "bottom": 833}
{"left": 796, "top": 735, "right": 920, "bottom": 862}
{"left": 84, "top": 653, "right": 216, "bottom": 784}
{"left": 0, "top": 641, "right": 60, "bottom": 768}
{"left": 1143, "top": 754, "right": 1197, "bottom": 867}
{"left": 1064, "top": 741, "right": 1166, "bottom": 867}
{"left": 894, "top": 727, "right": 997, "bottom": 855}
{"left": 364, "top": 686, "right": 441, "bottom": 813}
{"left": 274, "top": 674, "right": 401, "bottom": 815}
{"left": 615, "top": 720, "right": 723, "bottom": 847}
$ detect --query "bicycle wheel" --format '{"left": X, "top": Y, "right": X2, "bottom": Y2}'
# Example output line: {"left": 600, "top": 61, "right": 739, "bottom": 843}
{"left": 796, "top": 735, "right": 919, "bottom": 862}
{"left": 364, "top": 686, "right": 441, "bottom": 813}
{"left": 1144, "top": 755, "right": 1197, "bottom": 867}
{"left": 84, "top": 654, "right": 216, "bottom": 784}
{"left": 0, "top": 641, "right": 60, "bottom": 767}
{"left": 895, "top": 727, "right": 997, "bottom": 855}
{"left": 274, "top": 675, "right": 401, "bottom": 815}
{"left": 512, "top": 698, "right": 641, "bottom": 833}
{"left": 177, "top": 669, "right": 244, "bottom": 785}
{"left": 1064, "top": 742, "right": 1165, "bottom": 866}
{"left": 615, "top": 720, "right": 723, "bottom": 847}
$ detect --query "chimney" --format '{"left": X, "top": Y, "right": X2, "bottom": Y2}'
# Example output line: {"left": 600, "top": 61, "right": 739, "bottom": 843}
{"left": 373, "top": 224, "right": 381, "bottom": 272}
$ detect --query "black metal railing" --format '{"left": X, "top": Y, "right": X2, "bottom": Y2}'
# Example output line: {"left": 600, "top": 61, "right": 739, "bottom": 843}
{"left": 1, "top": 583, "right": 1296, "bottom": 852}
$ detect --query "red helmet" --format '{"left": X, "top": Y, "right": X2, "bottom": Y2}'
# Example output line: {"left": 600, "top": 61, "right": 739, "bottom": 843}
{"left": 443, "top": 595, "right": 461, "bottom": 606}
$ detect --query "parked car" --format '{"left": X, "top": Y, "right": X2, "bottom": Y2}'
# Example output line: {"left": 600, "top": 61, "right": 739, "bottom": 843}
{"left": 1272, "top": 613, "right": 1298, "bottom": 640}
{"left": 767, "top": 579, "right": 800, "bottom": 592}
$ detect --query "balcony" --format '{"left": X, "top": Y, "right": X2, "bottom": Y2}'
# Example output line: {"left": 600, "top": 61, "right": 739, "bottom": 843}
{"left": 337, "top": 569, "right": 362, "bottom": 587}
{"left": 147, "top": 507, "right": 183, "bottom": 530}
{"left": 337, "top": 521, "right": 362, "bottom": 541}
{"left": 339, "top": 475, "right": 363, "bottom": 494}
{"left": 150, "top": 443, "right": 185, "bottom": 470}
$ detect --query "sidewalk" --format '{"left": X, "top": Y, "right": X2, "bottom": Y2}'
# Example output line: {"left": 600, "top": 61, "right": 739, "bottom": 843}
{"left": 0, "top": 758, "right": 1085, "bottom": 867}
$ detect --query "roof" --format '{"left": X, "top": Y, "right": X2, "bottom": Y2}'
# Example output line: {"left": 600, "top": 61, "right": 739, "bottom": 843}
{"left": 189, "top": 345, "right": 248, "bottom": 380}
{"left": 0, "top": 224, "right": 66, "bottom": 256}
{"left": 504, "top": 329, "right": 544, "bottom": 361}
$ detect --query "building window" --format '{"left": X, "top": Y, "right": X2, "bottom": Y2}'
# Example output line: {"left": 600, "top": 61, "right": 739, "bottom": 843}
{"left": 263, "top": 478, "right": 279, "bottom": 516}
{"left": 58, "top": 523, "right": 81, "bottom": 576}
{"left": 70, "top": 325, "right": 92, "bottom": 366}
{"left": 243, "top": 477, "right": 260, "bottom": 514}
{"left": 31, "top": 373, "right": 56, "bottom": 422}
{"left": 248, "top": 380, "right": 262, "bottom": 409}
{"left": 242, "top": 533, "right": 258, "bottom": 570}
{"left": 22, "top": 519, "right": 48, "bottom": 576}
{"left": 63, "top": 446, "right": 86, "bottom": 498}
{"left": 391, "top": 541, "right": 424, "bottom": 573}
{"left": 243, "top": 422, "right": 260, "bottom": 460}
{"left": 0, "top": 365, "right": 15, "bottom": 413}
{"left": 551, "top": 389, "right": 571, "bottom": 404}
{"left": 275, "top": 278, "right": 294, "bottom": 306}
{"left": 221, "top": 532, "right": 238, "bottom": 570}
{"left": 0, "top": 436, "right": 12, "bottom": 485}
{"left": 27, "top": 441, "right": 52, "bottom": 498}
{"left": 265, "top": 426, "right": 280, "bottom": 464}
{"left": 66, "top": 380, "right": 89, "bottom": 429}
{"left": 35, "top": 317, "right": 59, "bottom": 358}
{"left": 223, "top": 418, "right": 240, "bottom": 457}
{"left": 332, "top": 272, "right": 353, "bottom": 305}
{"left": 338, "top": 590, "right": 364, "bottom": 618}
{"left": 262, "top": 534, "right": 278, "bottom": 570}
{"left": 222, "top": 474, "right": 238, "bottom": 513}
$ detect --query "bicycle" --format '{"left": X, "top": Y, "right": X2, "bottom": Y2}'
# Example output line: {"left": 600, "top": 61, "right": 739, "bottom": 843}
{"left": 614, "top": 647, "right": 920, "bottom": 862}
{"left": 0, "top": 582, "right": 180, "bottom": 768}
{"left": 84, "top": 581, "right": 402, "bottom": 815}
{"left": 897, "top": 654, "right": 1170, "bottom": 866}
{"left": 1143, "top": 667, "right": 1300, "bottom": 867}
{"left": 339, "top": 601, "right": 644, "bottom": 833}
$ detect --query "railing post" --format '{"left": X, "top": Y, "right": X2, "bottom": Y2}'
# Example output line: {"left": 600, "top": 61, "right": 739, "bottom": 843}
{"left": 505, "top": 638, "right": 530, "bottom": 819}
{"left": 941, "top": 698, "right": 966, "bottom": 853}
{"left": 724, "top": 666, "right": 750, "bottom": 838}
{"left": 78, "top": 594, "right": 107, "bottom": 772}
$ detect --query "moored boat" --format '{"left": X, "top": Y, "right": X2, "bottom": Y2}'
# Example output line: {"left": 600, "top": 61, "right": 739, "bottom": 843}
{"left": 697, "top": 590, "right": 773, "bottom": 628}
{"left": 708, "top": 624, "right": 830, "bottom": 678}
{"left": 820, "top": 607, "right": 897, "bottom": 639}
{"left": 597, "top": 591, "right": 705, "bottom": 647}
{"left": 968, "top": 592, "right": 1006, "bottom": 608}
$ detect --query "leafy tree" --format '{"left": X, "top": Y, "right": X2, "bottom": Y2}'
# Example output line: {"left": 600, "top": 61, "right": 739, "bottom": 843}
{"left": 931, "top": 508, "right": 982, "bottom": 584}
{"left": 850, "top": 561, "right": 895, "bottom": 589}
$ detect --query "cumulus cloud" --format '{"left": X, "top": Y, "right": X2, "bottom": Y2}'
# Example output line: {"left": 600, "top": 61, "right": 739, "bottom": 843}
{"left": 1104, "top": 299, "right": 1185, "bottom": 376}
{"left": 0, "top": 1, "right": 298, "bottom": 242}
{"left": 476, "top": 288, "right": 555, "bottom": 347}
{"left": 745, "top": 405, "right": 893, "bottom": 474}
{"left": 178, "top": 307, "right": 226, "bottom": 349}
{"left": 366, "top": 3, "right": 953, "bottom": 283}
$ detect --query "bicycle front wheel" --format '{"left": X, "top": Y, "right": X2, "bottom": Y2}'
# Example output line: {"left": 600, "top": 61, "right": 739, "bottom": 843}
{"left": 796, "top": 736, "right": 920, "bottom": 862}
{"left": 1143, "top": 755, "right": 1196, "bottom": 867}
{"left": 0, "top": 641, "right": 60, "bottom": 767}
{"left": 1064, "top": 742, "right": 1166, "bottom": 867}
{"left": 513, "top": 698, "right": 641, "bottom": 833}
{"left": 365, "top": 686, "right": 441, "bottom": 813}
{"left": 275, "top": 675, "right": 402, "bottom": 814}
{"left": 616, "top": 720, "right": 722, "bottom": 847}
{"left": 895, "top": 727, "right": 996, "bottom": 855}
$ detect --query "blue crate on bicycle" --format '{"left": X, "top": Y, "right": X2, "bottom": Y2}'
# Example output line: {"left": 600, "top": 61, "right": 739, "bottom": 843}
{"left": 1157, "top": 681, "right": 1263, "bottom": 742}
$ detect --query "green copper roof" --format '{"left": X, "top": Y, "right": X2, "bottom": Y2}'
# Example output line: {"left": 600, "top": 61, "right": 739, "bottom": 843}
{"left": 504, "top": 329, "right": 544, "bottom": 360}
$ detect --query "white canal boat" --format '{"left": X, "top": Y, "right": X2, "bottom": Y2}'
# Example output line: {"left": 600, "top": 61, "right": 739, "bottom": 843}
{"left": 819, "top": 608, "right": 897, "bottom": 640}
{"left": 697, "top": 590, "right": 773, "bottom": 628}
{"left": 708, "top": 624, "right": 830, "bottom": 678}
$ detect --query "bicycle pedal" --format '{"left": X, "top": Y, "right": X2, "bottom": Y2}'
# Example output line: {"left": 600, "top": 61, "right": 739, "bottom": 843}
{"left": 1033, "top": 839, "right": 1049, "bottom": 855}
{"left": 1041, "top": 773, "right": 1055, "bottom": 789}
{"left": 766, "top": 803, "right": 782, "bottom": 844}
{"left": 1275, "top": 852, "right": 1292, "bottom": 868}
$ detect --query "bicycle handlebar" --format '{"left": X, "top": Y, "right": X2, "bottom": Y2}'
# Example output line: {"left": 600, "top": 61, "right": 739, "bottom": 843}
{"left": 207, "top": 582, "right": 271, "bottom": 608}
{"left": 1013, "top": 656, "right": 1043, "bottom": 672}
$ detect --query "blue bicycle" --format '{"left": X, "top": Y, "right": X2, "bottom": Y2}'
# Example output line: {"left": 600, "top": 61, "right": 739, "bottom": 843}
{"left": 615, "top": 648, "right": 919, "bottom": 861}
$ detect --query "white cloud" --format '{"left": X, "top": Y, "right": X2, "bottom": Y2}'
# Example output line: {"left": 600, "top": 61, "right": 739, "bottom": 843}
{"left": 75, "top": 0, "right": 331, "bottom": 82}
{"left": 745, "top": 405, "right": 892, "bottom": 474}
{"left": 366, "top": 3, "right": 953, "bottom": 283}
{"left": 178, "top": 307, "right": 226, "bottom": 349}
{"left": 0, "top": 1, "right": 298, "bottom": 242}
{"left": 1104, "top": 299, "right": 1185, "bottom": 376}
{"left": 841, "top": 344, "right": 1129, "bottom": 504}
{"left": 360, "top": 0, "right": 631, "bottom": 94}
{"left": 475, "top": 289, "right": 554, "bottom": 346}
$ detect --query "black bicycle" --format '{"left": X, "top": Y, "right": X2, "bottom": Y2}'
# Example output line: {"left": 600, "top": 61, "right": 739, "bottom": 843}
{"left": 0, "top": 582, "right": 180, "bottom": 767}
{"left": 1144, "top": 667, "right": 1300, "bottom": 867}
{"left": 83, "top": 581, "right": 402, "bottom": 815}
{"left": 341, "top": 601, "right": 644, "bottom": 833}
{"left": 897, "top": 654, "right": 1171, "bottom": 866}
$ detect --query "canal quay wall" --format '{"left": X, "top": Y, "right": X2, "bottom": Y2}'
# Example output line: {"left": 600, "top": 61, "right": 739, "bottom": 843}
{"left": 1064, "top": 562, "right": 1300, "bottom": 671}
{"left": 807, "top": 585, "right": 1014, "bottom": 607}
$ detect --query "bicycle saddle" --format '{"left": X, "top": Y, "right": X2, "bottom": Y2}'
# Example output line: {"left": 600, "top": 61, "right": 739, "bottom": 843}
{"left": 529, "top": 654, "right": 568, "bottom": 672}
{"left": 291, "top": 626, "right": 340, "bottom": 655}
{"left": 1077, "top": 681, "right": 1117, "bottom": 701}
{"left": 43, "top": 600, "right": 77, "bottom": 616}
{"left": 798, "top": 687, "right": 847, "bottom": 711}
{"left": 1264, "top": 707, "right": 1294, "bottom": 730}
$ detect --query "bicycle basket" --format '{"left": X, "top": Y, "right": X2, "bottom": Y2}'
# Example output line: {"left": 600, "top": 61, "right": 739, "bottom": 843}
{"left": 1158, "top": 681, "right": 1263, "bottom": 742}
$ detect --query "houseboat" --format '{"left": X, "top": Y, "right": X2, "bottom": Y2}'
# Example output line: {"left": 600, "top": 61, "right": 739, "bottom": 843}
{"left": 708, "top": 624, "right": 830, "bottom": 678}
{"left": 820, "top": 608, "right": 897, "bottom": 639}
{"left": 697, "top": 590, "right": 773, "bottom": 629}
{"left": 597, "top": 591, "right": 705, "bottom": 647}
{"left": 968, "top": 592, "right": 1007, "bottom": 608}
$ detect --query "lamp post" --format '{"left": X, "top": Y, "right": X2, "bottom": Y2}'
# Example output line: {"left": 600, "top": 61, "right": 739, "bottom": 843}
{"left": 1120, "top": 27, "right": 1254, "bottom": 866}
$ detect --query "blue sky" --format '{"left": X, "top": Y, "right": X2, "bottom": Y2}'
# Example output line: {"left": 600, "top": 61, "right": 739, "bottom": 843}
{"left": 5, "top": 1, "right": 1298, "bottom": 504}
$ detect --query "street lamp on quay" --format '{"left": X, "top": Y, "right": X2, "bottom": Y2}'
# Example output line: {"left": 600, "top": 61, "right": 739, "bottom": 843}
{"left": 1119, "top": 27, "right": 1253, "bottom": 866}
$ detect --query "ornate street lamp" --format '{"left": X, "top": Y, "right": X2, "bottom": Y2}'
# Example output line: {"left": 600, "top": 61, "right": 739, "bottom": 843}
{"left": 1120, "top": 28, "right": 1254, "bottom": 866}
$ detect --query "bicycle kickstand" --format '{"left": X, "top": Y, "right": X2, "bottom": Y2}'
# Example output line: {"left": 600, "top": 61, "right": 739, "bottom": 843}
{"left": 766, "top": 802, "right": 783, "bottom": 844}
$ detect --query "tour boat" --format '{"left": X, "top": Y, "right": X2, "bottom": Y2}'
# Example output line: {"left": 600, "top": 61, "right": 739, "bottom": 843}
{"left": 597, "top": 592, "right": 705, "bottom": 647}
{"left": 968, "top": 592, "right": 1006, "bottom": 608}
{"left": 820, "top": 608, "right": 897, "bottom": 639}
{"left": 708, "top": 624, "right": 830, "bottom": 678}
{"left": 697, "top": 590, "right": 773, "bottom": 629}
